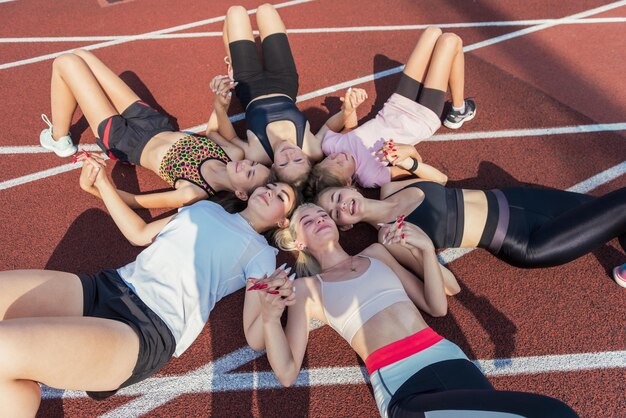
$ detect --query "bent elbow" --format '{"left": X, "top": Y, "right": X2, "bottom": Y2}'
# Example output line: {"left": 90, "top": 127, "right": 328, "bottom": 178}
{"left": 247, "top": 340, "right": 265, "bottom": 352}
{"left": 438, "top": 174, "right": 448, "bottom": 186}
{"left": 446, "top": 284, "right": 461, "bottom": 296}
{"left": 430, "top": 306, "right": 448, "bottom": 317}
{"left": 129, "top": 236, "right": 150, "bottom": 247}
{"left": 277, "top": 372, "right": 298, "bottom": 388}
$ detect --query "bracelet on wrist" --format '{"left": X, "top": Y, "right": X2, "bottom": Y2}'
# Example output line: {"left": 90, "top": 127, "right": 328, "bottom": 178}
{"left": 408, "top": 157, "right": 419, "bottom": 173}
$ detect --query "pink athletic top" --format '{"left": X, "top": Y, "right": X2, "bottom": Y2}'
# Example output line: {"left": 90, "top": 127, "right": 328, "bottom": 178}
{"left": 315, "top": 256, "right": 411, "bottom": 344}
{"left": 322, "top": 93, "right": 441, "bottom": 188}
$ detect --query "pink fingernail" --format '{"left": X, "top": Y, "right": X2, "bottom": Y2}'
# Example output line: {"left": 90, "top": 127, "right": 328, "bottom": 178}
{"left": 267, "top": 290, "right": 280, "bottom": 295}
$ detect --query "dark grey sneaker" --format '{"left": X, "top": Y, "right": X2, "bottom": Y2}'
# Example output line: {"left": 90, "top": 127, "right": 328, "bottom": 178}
{"left": 444, "top": 99, "right": 476, "bottom": 129}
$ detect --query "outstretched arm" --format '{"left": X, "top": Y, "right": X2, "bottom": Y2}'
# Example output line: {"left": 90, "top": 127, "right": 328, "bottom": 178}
{"left": 78, "top": 153, "right": 207, "bottom": 209}
{"left": 243, "top": 264, "right": 293, "bottom": 350}
{"left": 377, "top": 228, "right": 460, "bottom": 295}
{"left": 256, "top": 276, "right": 314, "bottom": 387}
{"left": 206, "top": 75, "right": 238, "bottom": 141}
{"left": 377, "top": 141, "right": 448, "bottom": 184}
{"left": 206, "top": 75, "right": 253, "bottom": 157}
{"left": 369, "top": 223, "right": 449, "bottom": 316}
{"left": 80, "top": 156, "right": 174, "bottom": 246}
{"left": 314, "top": 87, "right": 368, "bottom": 142}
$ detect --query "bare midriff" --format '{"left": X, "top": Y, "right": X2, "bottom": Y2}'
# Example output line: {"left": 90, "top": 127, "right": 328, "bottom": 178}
{"left": 139, "top": 131, "right": 187, "bottom": 173}
{"left": 459, "top": 189, "right": 489, "bottom": 247}
{"left": 349, "top": 301, "right": 428, "bottom": 361}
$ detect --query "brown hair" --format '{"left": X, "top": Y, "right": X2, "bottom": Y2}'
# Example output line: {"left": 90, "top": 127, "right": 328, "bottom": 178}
{"left": 271, "top": 157, "right": 312, "bottom": 189}
{"left": 303, "top": 163, "right": 351, "bottom": 202}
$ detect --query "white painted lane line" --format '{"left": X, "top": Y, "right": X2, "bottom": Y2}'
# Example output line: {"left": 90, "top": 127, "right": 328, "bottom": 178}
{"left": 41, "top": 350, "right": 626, "bottom": 403}
{"left": 3, "top": 1, "right": 623, "bottom": 187}
{"left": 3, "top": 122, "right": 624, "bottom": 155}
{"left": 0, "top": 0, "right": 314, "bottom": 70}
{"left": 35, "top": 162, "right": 625, "bottom": 416}
{"left": 0, "top": 162, "right": 80, "bottom": 191}
{"left": 437, "top": 160, "right": 626, "bottom": 265}
{"left": 427, "top": 123, "right": 626, "bottom": 142}
{"left": 2, "top": 123, "right": 623, "bottom": 191}
{"left": 180, "top": 2, "right": 626, "bottom": 136}
{"left": 2, "top": 17, "right": 625, "bottom": 43}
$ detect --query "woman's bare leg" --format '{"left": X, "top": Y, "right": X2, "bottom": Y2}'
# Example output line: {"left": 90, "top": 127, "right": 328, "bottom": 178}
{"left": 0, "top": 269, "right": 139, "bottom": 417}
{"left": 225, "top": 6, "right": 255, "bottom": 44}
{"left": 402, "top": 26, "right": 442, "bottom": 84}
{"left": 255, "top": 3, "right": 287, "bottom": 40}
{"left": 0, "top": 317, "right": 139, "bottom": 417}
{"left": 50, "top": 54, "right": 118, "bottom": 138}
{"left": 72, "top": 49, "right": 140, "bottom": 114}
{"left": 422, "top": 33, "right": 465, "bottom": 107}
{"left": 0, "top": 270, "right": 83, "bottom": 320}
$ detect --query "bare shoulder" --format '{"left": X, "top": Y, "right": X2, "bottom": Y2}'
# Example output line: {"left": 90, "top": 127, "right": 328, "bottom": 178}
{"left": 380, "top": 179, "right": 425, "bottom": 200}
{"left": 295, "top": 275, "right": 321, "bottom": 296}
{"left": 360, "top": 243, "right": 390, "bottom": 260}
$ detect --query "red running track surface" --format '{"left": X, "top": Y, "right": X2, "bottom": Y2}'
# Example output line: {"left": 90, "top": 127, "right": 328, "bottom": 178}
{"left": 0, "top": 0, "right": 624, "bottom": 417}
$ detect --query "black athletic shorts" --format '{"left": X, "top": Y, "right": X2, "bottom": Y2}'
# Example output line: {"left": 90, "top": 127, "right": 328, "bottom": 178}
{"left": 395, "top": 73, "right": 446, "bottom": 118}
{"left": 96, "top": 100, "right": 174, "bottom": 165}
{"left": 78, "top": 269, "right": 176, "bottom": 400}
{"left": 229, "top": 33, "right": 299, "bottom": 109}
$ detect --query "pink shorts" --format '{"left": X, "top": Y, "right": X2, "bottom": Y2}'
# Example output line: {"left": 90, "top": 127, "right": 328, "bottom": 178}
{"left": 349, "top": 93, "right": 442, "bottom": 152}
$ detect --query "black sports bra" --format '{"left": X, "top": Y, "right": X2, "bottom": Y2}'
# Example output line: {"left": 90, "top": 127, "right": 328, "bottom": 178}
{"left": 390, "top": 181, "right": 465, "bottom": 249}
{"left": 245, "top": 95, "right": 307, "bottom": 161}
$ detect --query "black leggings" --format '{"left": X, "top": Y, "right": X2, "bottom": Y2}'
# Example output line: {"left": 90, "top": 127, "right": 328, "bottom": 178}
{"left": 388, "top": 359, "right": 578, "bottom": 418}
{"left": 395, "top": 73, "right": 446, "bottom": 118}
{"left": 493, "top": 187, "right": 626, "bottom": 268}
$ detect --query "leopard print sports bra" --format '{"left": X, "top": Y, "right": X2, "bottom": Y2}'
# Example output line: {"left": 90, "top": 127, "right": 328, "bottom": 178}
{"left": 158, "top": 134, "right": 230, "bottom": 196}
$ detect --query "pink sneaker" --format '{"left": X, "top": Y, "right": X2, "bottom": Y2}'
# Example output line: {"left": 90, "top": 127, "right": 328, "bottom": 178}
{"left": 612, "top": 263, "right": 626, "bottom": 288}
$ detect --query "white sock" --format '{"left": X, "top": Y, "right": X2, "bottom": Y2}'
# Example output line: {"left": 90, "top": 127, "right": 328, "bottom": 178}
{"left": 453, "top": 101, "right": 466, "bottom": 114}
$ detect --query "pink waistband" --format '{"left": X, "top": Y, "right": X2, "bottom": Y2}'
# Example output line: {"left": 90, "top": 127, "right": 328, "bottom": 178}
{"left": 364, "top": 328, "right": 443, "bottom": 374}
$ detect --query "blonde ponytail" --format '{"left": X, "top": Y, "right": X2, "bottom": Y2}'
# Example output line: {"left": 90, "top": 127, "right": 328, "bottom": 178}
{"left": 273, "top": 203, "right": 322, "bottom": 277}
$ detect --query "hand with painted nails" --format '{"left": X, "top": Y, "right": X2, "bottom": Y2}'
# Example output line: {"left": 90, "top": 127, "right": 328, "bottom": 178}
{"left": 375, "top": 141, "right": 422, "bottom": 167}
{"left": 78, "top": 153, "right": 109, "bottom": 192}
{"left": 340, "top": 87, "right": 368, "bottom": 114}
{"left": 210, "top": 75, "right": 237, "bottom": 109}
{"left": 254, "top": 266, "right": 297, "bottom": 321}
{"left": 380, "top": 217, "right": 434, "bottom": 252}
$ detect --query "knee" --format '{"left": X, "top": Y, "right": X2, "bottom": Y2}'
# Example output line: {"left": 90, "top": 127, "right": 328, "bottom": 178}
{"left": 256, "top": 3, "right": 276, "bottom": 16}
{"left": 226, "top": 5, "right": 248, "bottom": 20}
{"left": 438, "top": 33, "right": 462, "bottom": 51}
{"left": 52, "top": 53, "right": 83, "bottom": 72}
{"left": 423, "top": 26, "right": 443, "bottom": 41}
{"left": 72, "top": 49, "right": 92, "bottom": 60}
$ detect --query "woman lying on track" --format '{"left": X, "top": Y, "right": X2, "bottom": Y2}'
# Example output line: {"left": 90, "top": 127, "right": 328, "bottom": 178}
{"left": 40, "top": 49, "right": 270, "bottom": 208}
{"left": 317, "top": 178, "right": 626, "bottom": 276}
{"left": 0, "top": 155, "right": 299, "bottom": 416}
{"left": 216, "top": 4, "right": 360, "bottom": 187}
{"left": 307, "top": 26, "right": 474, "bottom": 194}
{"left": 252, "top": 204, "right": 578, "bottom": 417}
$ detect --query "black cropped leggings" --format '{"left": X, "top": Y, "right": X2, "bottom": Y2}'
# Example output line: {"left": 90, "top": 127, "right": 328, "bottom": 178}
{"left": 493, "top": 187, "right": 626, "bottom": 268}
{"left": 388, "top": 359, "right": 578, "bottom": 417}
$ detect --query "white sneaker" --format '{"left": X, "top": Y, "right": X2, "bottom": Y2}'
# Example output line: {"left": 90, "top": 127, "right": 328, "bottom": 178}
{"left": 39, "top": 114, "right": 77, "bottom": 157}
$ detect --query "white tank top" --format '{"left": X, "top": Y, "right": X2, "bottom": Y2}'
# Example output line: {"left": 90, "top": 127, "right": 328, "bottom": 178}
{"left": 316, "top": 256, "right": 411, "bottom": 344}
{"left": 118, "top": 201, "right": 277, "bottom": 356}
